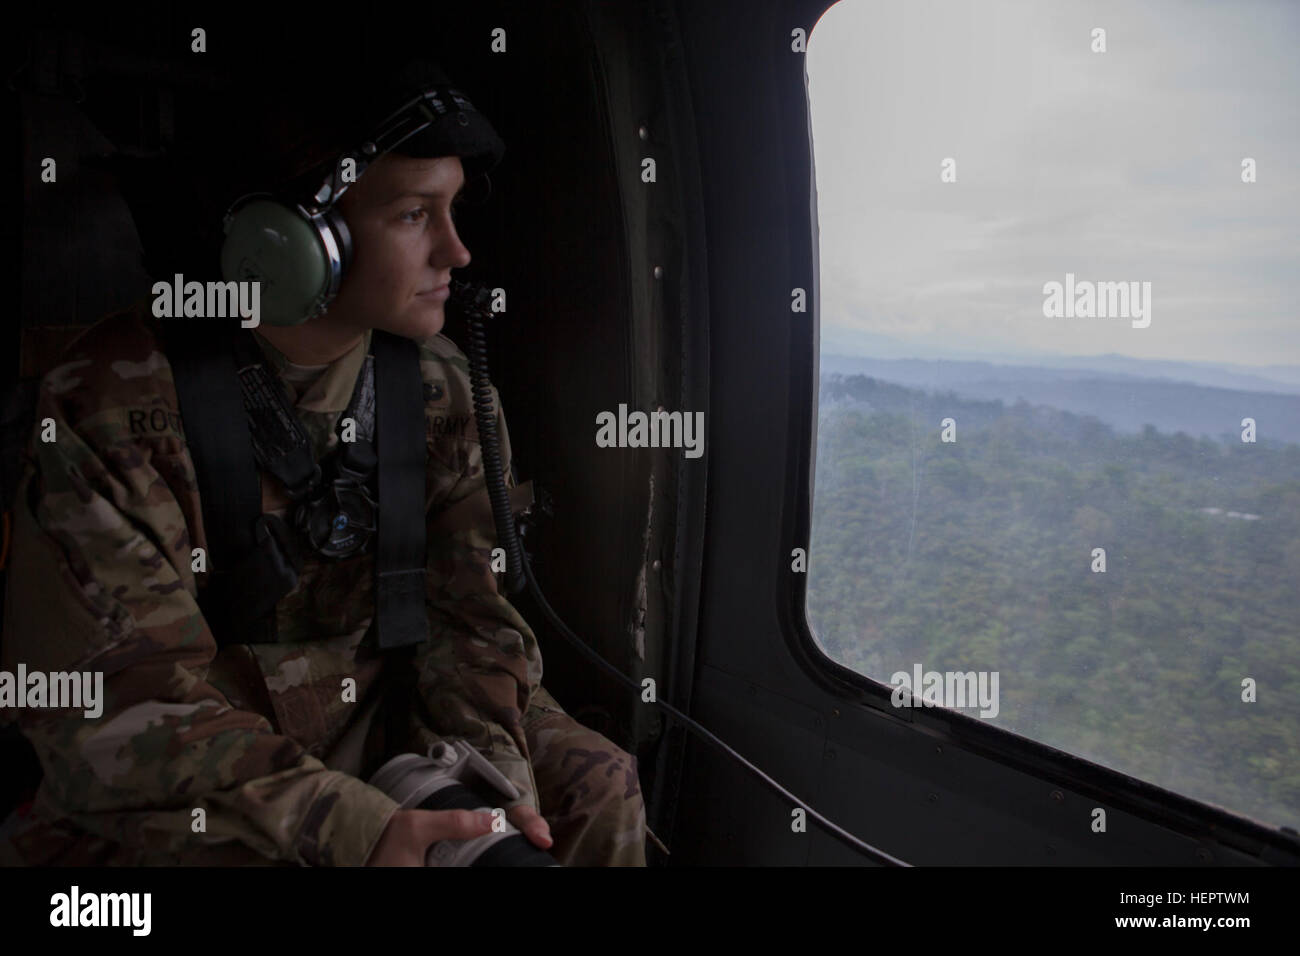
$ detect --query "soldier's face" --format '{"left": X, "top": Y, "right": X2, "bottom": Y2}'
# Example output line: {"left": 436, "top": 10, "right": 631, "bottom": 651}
{"left": 330, "top": 153, "right": 472, "bottom": 340}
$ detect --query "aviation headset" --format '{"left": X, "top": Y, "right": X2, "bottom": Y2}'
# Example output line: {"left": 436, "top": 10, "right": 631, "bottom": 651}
{"left": 219, "top": 59, "right": 506, "bottom": 327}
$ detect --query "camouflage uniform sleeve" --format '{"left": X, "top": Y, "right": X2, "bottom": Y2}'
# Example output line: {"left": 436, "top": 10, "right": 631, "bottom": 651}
{"left": 416, "top": 372, "right": 544, "bottom": 812}
{"left": 1, "top": 366, "right": 399, "bottom": 866}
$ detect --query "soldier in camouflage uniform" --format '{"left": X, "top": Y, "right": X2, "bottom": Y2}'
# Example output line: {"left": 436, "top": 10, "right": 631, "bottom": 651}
{"left": 0, "top": 58, "right": 654, "bottom": 867}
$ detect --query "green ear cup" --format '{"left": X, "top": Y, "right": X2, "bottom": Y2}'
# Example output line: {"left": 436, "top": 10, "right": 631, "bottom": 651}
{"left": 221, "top": 197, "right": 349, "bottom": 327}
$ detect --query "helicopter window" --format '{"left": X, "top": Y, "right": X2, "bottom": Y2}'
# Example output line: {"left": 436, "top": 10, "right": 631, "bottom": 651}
{"left": 804, "top": 0, "right": 1300, "bottom": 831}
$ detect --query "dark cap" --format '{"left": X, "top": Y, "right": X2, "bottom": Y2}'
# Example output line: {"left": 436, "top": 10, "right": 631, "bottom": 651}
{"left": 253, "top": 56, "right": 505, "bottom": 196}
{"left": 352, "top": 58, "right": 506, "bottom": 184}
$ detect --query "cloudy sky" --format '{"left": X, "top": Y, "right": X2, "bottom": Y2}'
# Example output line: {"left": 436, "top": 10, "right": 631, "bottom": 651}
{"left": 807, "top": 0, "right": 1300, "bottom": 367}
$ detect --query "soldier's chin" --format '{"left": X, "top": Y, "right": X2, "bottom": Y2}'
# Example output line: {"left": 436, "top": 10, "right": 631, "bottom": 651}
{"left": 384, "top": 303, "right": 445, "bottom": 340}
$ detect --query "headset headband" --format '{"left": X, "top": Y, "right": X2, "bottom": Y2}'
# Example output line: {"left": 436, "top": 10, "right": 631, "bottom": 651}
{"left": 297, "top": 85, "right": 500, "bottom": 213}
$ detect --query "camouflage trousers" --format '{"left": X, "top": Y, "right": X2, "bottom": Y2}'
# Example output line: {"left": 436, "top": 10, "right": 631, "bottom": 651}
{"left": 0, "top": 684, "right": 650, "bottom": 867}
{"left": 521, "top": 685, "right": 647, "bottom": 867}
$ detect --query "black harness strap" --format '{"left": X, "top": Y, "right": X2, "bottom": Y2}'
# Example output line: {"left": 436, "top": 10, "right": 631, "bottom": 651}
{"left": 162, "top": 320, "right": 427, "bottom": 651}
{"left": 164, "top": 320, "right": 297, "bottom": 643}
{"left": 372, "top": 330, "right": 428, "bottom": 650}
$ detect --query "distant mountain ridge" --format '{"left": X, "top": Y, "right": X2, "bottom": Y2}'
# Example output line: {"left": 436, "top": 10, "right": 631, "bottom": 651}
{"left": 820, "top": 354, "right": 1300, "bottom": 445}
{"left": 819, "top": 328, "right": 1300, "bottom": 395}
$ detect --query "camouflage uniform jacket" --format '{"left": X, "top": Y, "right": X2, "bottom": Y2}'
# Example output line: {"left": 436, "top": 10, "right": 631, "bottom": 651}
{"left": 0, "top": 296, "right": 544, "bottom": 865}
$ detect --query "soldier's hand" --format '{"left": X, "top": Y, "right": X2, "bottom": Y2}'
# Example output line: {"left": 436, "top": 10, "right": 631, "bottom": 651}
{"left": 365, "top": 808, "right": 496, "bottom": 866}
{"left": 507, "top": 804, "right": 553, "bottom": 851}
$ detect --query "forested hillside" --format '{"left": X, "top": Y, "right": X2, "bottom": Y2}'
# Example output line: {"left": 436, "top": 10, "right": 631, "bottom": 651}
{"left": 808, "top": 373, "right": 1300, "bottom": 829}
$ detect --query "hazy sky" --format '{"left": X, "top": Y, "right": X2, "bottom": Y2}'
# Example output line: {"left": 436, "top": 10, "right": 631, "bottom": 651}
{"left": 807, "top": 0, "right": 1300, "bottom": 367}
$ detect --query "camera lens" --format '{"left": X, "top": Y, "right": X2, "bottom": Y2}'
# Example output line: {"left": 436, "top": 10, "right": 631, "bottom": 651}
{"left": 416, "top": 785, "right": 558, "bottom": 867}
{"left": 369, "top": 748, "right": 561, "bottom": 867}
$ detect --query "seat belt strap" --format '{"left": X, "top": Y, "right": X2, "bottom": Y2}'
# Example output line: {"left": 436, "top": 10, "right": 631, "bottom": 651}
{"left": 372, "top": 330, "right": 429, "bottom": 650}
{"left": 162, "top": 321, "right": 298, "bottom": 644}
